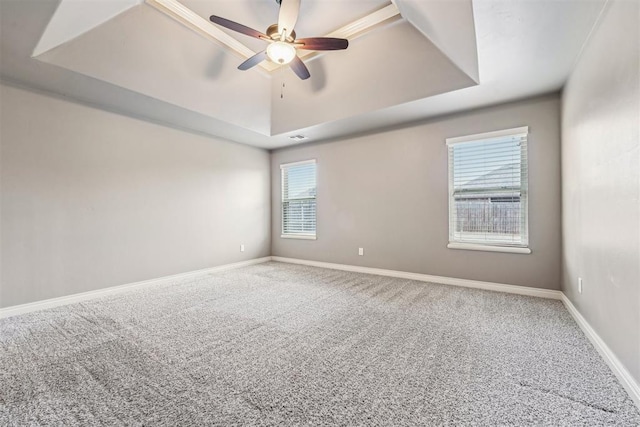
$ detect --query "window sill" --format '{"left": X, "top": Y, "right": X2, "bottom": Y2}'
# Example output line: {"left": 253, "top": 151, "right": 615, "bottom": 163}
{"left": 447, "top": 242, "right": 531, "bottom": 254}
{"left": 281, "top": 234, "right": 317, "bottom": 240}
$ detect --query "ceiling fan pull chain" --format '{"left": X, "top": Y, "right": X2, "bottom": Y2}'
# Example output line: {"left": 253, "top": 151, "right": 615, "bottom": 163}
{"left": 278, "top": 65, "right": 285, "bottom": 99}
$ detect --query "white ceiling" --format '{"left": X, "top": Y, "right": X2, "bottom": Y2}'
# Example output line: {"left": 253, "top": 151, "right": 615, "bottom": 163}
{"left": 0, "top": 0, "right": 607, "bottom": 149}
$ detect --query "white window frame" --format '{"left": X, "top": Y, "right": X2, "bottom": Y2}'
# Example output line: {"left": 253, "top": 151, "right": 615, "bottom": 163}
{"left": 446, "top": 127, "right": 531, "bottom": 254}
{"left": 280, "top": 159, "right": 317, "bottom": 240}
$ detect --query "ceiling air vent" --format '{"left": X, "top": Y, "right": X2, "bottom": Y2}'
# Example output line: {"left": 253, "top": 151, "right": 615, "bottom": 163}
{"left": 289, "top": 135, "right": 308, "bottom": 142}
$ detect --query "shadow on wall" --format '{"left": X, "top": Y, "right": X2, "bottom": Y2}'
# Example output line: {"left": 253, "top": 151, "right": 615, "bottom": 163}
{"left": 204, "top": 49, "right": 227, "bottom": 80}
{"left": 309, "top": 57, "right": 327, "bottom": 92}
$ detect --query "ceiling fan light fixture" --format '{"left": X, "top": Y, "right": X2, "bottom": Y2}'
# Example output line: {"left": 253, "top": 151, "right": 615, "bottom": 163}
{"left": 267, "top": 41, "right": 296, "bottom": 64}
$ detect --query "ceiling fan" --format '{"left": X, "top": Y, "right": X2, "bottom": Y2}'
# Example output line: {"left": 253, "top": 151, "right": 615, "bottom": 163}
{"left": 209, "top": 0, "right": 348, "bottom": 80}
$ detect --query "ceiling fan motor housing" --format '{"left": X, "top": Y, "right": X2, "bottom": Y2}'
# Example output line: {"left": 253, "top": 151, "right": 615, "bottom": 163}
{"left": 266, "top": 24, "right": 296, "bottom": 42}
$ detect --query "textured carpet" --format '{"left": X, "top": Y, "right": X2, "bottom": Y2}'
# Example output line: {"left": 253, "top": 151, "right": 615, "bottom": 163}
{"left": 1, "top": 261, "right": 639, "bottom": 426}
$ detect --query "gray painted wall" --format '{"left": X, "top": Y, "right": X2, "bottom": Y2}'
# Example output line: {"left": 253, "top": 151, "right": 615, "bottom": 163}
{"left": 271, "top": 95, "right": 562, "bottom": 290}
{"left": 561, "top": 0, "right": 640, "bottom": 384}
{"left": 0, "top": 83, "right": 271, "bottom": 308}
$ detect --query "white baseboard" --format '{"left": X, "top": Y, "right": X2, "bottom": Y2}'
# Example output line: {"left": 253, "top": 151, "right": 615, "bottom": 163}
{"left": 561, "top": 294, "right": 640, "bottom": 409}
{"left": 0, "top": 257, "right": 272, "bottom": 319}
{"left": 3, "top": 254, "right": 637, "bottom": 410}
{"left": 271, "top": 256, "right": 562, "bottom": 300}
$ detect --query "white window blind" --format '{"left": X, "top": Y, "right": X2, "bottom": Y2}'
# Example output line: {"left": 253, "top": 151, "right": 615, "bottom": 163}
{"left": 447, "top": 127, "right": 529, "bottom": 249}
{"left": 281, "top": 160, "right": 317, "bottom": 238}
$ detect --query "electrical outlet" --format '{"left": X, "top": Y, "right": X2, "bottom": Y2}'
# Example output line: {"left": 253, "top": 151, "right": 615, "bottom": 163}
{"left": 578, "top": 277, "right": 583, "bottom": 294}
{"left": 240, "top": 244, "right": 245, "bottom": 252}
{"left": 358, "top": 247, "right": 364, "bottom": 256}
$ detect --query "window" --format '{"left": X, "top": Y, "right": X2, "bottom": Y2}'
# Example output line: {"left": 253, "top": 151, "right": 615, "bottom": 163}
{"left": 281, "top": 159, "right": 317, "bottom": 239}
{"left": 446, "top": 127, "right": 530, "bottom": 254}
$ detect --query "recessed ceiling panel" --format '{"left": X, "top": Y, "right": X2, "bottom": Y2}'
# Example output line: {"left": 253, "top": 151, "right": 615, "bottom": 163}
{"left": 270, "top": 20, "right": 477, "bottom": 135}
{"left": 33, "top": 0, "right": 477, "bottom": 137}
{"left": 33, "top": 0, "right": 140, "bottom": 57}
{"left": 394, "top": 0, "right": 479, "bottom": 83}
{"left": 35, "top": 3, "right": 272, "bottom": 135}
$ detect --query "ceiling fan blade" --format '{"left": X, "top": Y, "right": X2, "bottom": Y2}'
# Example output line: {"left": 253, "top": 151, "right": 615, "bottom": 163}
{"left": 238, "top": 50, "right": 268, "bottom": 70}
{"left": 209, "top": 15, "right": 268, "bottom": 40}
{"left": 296, "top": 37, "right": 349, "bottom": 51}
{"left": 278, "top": 0, "right": 300, "bottom": 39}
{"left": 289, "top": 55, "right": 310, "bottom": 80}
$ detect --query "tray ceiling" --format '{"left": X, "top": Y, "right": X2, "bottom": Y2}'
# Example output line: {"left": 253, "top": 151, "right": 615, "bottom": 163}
{"left": 0, "top": 0, "right": 607, "bottom": 149}
{"left": 33, "top": 0, "right": 478, "bottom": 137}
